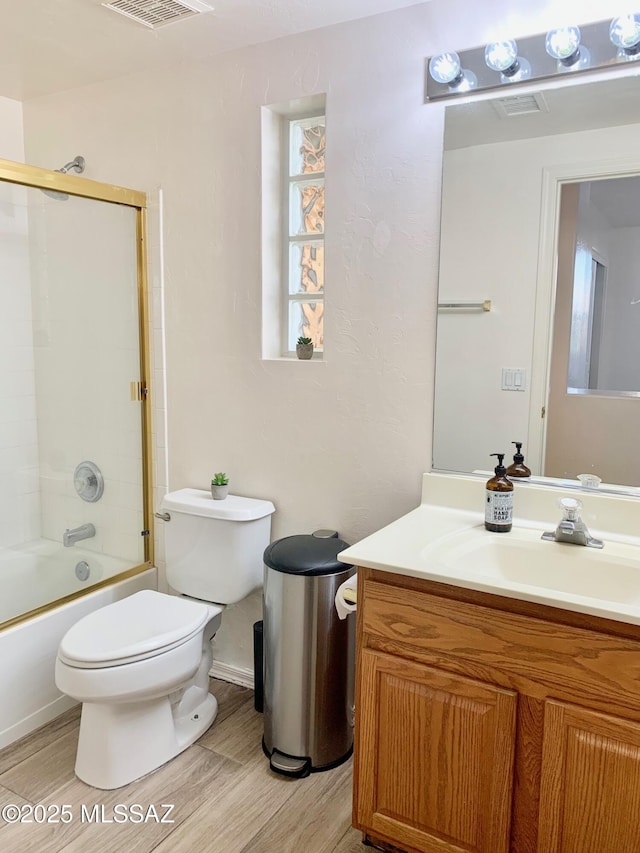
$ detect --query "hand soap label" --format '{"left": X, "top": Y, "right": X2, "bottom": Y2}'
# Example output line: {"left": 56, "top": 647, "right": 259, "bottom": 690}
{"left": 485, "top": 490, "right": 513, "bottom": 527}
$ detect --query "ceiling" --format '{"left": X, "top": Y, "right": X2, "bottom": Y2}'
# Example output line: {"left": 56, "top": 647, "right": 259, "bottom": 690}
{"left": 0, "top": 0, "right": 422, "bottom": 102}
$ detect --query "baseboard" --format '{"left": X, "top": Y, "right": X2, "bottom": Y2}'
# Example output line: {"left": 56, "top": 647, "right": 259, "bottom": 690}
{"left": 209, "top": 660, "right": 254, "bottom": 690}
{"left": 0, "top": 694, "right": 78, "bottom": 751}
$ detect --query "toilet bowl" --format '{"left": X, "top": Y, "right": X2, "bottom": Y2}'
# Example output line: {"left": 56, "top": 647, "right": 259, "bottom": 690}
{"left": 55, "top": 589, "right": 223, "bottom": 789}
{"left": 56, "top": 489, "right": 275, "bottom": 789}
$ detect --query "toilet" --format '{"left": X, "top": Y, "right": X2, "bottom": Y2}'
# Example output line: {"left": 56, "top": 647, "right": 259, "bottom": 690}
{"left": 55, "top": 488, "right": 275, "bottom": 789}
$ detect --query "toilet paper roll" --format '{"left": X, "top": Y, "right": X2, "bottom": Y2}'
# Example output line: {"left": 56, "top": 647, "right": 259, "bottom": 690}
{"left": 335, "top": 573, "right": 358, "bottom": 620}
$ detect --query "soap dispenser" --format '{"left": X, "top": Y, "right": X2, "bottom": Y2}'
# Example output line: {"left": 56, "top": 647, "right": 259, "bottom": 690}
{"left": 485, "top": 453, "right": 513, "bottom": 533}
{"left": 506, "top": 442, "right": 531, "bottom": 478}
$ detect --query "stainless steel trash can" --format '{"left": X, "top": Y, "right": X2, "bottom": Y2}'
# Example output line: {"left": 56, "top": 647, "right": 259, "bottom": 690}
{"left": 262, "top": 533, "right": 355, "bottom": 777}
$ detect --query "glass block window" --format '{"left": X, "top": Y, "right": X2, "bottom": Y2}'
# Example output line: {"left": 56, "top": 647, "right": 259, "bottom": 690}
{"left": 285, "top": 115, "right": 325, "bottom": 354}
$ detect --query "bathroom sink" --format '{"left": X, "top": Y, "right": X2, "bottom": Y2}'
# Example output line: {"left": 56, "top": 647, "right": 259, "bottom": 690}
{"left": 421, "top": 528, "right": 640, "bottom": 605}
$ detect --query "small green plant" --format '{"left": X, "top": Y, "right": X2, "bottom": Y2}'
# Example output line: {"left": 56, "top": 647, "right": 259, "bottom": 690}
{"left": 297, "top": 336, "right": 313, "bottom": 345}
{"left": 211, "top": 472, "right": 229, "bottom": 486}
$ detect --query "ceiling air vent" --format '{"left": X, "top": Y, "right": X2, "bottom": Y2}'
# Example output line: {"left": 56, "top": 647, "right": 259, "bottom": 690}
{"left": 492, "top": 92, "right": 549, "bottom": 118}
{"left": 102, "top": 0, "right": 214, "bottom": 29}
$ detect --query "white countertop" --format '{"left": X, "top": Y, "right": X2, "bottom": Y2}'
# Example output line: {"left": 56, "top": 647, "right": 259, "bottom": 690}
{"left": 338, "top": 472, "right": 640, "bottom": 626}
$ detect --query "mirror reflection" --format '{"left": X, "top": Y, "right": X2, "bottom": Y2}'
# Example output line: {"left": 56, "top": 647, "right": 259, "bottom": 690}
{"left": 432, "top": 76, "right": 640, "bottom": 491}
{"left": 564, "top": 177, "right": 640, "bottom": 395}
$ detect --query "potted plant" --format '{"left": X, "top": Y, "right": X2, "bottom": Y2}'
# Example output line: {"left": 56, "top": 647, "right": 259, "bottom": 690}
{"left": 211, "top": 473, "right": 229, "bottom": 500}
{"left": 296, "top": 336, "right": 314, "bottom": 360}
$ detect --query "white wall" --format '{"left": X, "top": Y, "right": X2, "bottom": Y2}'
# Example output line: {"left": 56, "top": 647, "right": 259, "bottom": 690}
{"left": 0, "top": 97, "right": 24, "bottom": 160}
{"left": 17, "top": 0, "right": 626, "bottom": 676}
{"left": 0, "top": 98, "right": 41, "bottom": 547}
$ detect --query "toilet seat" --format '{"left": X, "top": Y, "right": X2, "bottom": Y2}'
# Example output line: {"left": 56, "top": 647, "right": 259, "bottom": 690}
{"left": 58, "top": 589, "right": 216, "bottom": 669}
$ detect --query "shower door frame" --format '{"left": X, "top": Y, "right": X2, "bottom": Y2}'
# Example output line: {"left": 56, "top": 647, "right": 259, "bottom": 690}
{"left": 0, "top": 156, "right": 154, "bottom": 627}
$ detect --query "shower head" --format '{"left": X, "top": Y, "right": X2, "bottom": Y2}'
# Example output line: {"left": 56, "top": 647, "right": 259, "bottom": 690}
{"left": 41, "top": 155, "right": 86, "bottom": 200}
{"left": 58, "top": 156, "right": 85, "bottom": 175}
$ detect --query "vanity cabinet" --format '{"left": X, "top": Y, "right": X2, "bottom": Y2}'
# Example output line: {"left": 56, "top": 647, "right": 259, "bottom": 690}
{"left": 537, "top": 701, "right": 640, "bottom": 852}
{"left": 357, "top": 649, "right": 517, "bottom": 853}
{"left": 353, "top": 568, "right": 640, "bottom": 853}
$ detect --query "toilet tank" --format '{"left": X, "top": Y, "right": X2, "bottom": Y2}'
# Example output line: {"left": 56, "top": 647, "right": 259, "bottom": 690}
{"left": 160, "top": 489, "right": 275, "bottom": 604}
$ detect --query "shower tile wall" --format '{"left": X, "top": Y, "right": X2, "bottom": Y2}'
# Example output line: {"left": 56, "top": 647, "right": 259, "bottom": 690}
{"left": 0, "top": 180, "right": 41, "bottom": 548}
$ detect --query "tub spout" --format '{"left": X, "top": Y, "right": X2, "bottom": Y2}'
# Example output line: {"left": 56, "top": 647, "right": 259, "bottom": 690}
{"left": 63, "top": 523, "right": 96, "bottom": 547}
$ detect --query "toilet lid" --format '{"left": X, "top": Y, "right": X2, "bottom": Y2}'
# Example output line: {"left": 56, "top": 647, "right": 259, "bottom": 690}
{"left": 58, "top": 590, "right": 211, "bottom": 667}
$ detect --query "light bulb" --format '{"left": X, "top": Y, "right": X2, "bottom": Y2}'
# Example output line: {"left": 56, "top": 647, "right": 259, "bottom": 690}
{"left": 428, "top": 52, "right": 477, "bottom": 93}
{"left": 545, "top": 26, "right": 582, "bottom": 64}
{"left": 484, "top": 39, "right": 532, "bottom": 82}
{"left": 610, "top": 14, "right": 640, "bottom": 55}
{"left": 428, "top": 52, "right": 462, "bottom": 85}
{"left": 485, "top": 40, "right": 519, "bottom": 73}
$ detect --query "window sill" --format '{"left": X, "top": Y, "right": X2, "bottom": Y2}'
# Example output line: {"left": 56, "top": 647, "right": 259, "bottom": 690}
{"left": 262, "top": 356, "right": 325, "bottom": 363}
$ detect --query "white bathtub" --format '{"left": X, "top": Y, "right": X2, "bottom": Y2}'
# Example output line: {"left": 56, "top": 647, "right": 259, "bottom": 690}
{"left": 0, "top": 564, "right": 156, "bottom": 749}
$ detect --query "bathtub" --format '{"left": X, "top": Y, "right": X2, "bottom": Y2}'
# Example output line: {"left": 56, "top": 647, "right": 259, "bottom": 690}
{"left": 0, "top": 554, "right": 156, "bottom": 749}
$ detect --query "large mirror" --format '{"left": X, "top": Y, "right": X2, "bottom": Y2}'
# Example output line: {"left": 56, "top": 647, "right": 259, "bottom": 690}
{"left": 432, "top": 74, "right": 640, "bottom": 493}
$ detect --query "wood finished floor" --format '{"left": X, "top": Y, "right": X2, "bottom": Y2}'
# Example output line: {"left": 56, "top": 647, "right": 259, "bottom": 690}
{"left": 0, "top": 679, "right": 363, "bottom": 853}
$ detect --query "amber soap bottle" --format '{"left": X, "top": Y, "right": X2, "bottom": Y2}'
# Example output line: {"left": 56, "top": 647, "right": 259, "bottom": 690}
{"left": 485, "top": 453, "right": 513, "bottom": 533}
{"left": 506, "top": 441, "right": 531, "bottom": 478}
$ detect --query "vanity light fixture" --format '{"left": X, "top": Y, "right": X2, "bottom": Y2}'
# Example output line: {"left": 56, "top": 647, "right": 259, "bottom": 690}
{"left": 426, "top": 14, "right": 640, "bottom": 100}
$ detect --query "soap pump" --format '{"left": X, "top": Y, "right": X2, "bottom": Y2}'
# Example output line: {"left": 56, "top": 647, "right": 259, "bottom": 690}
{"left": 506, "top": 442, "right": 531, "bottom": 478}
{"left": 485, "top": 453, "right": 513, "bottom": 533}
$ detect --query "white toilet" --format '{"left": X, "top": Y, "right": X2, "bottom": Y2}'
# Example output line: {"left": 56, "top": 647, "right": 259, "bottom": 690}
{"left": 55, "top": 488, "right": 275, "bottom": 790}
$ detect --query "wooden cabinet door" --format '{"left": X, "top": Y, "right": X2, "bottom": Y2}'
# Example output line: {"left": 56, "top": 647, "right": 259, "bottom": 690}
{"left": 354, "top": 649, "right": 517, "bottom": 853}
{"left": 538, "top": 699, "right": 640, "bottom": 853}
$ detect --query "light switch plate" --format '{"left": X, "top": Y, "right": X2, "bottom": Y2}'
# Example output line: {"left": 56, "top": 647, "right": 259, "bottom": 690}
{"left": 502, "top": 367, "right": 527, "bottom": 391}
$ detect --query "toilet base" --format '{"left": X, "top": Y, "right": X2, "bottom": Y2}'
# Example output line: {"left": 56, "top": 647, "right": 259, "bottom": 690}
{"left": 75, "top": 690, "right": 218, "bottom": 789}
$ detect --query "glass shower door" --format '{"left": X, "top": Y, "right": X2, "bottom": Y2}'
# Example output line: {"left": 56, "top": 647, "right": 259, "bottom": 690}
{"left": 0, "top": 171, "right": 149, "bottom": 625}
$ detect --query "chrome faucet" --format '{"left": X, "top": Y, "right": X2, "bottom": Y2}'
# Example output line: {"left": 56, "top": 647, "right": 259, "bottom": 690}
{"left": 63, "top": 523, "right": 96, "bottom": 547}
{"left": 541, "top": 497, "right": 603, "bottom": 549}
